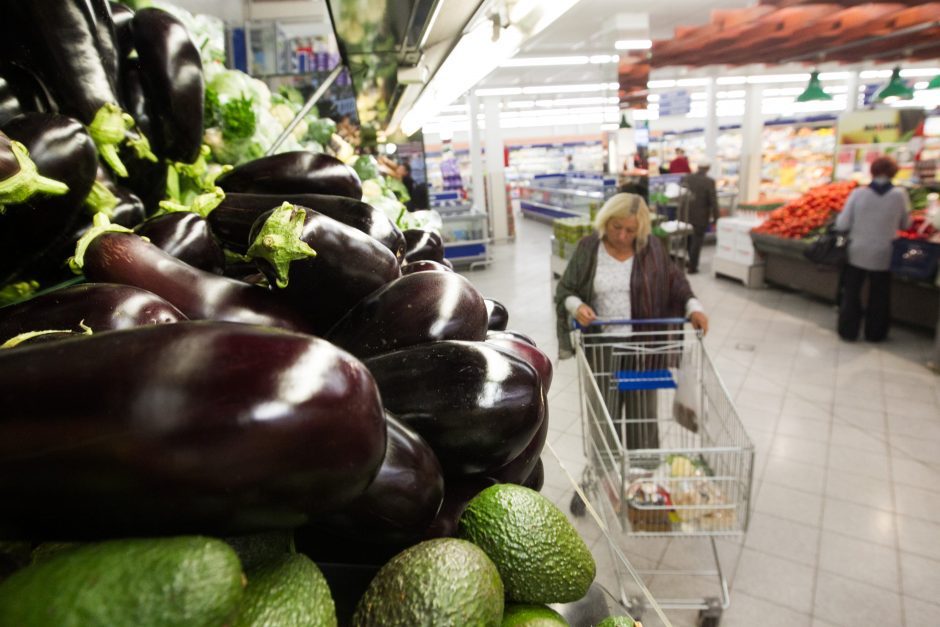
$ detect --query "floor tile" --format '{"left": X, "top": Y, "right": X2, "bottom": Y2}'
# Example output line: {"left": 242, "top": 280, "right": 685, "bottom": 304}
{"left": 769, "top": 434, "right": 828, "bottom": 467}
{"left": 829, "top": 423, "right": 889, "bottom": 454}
{"left": 894, "top": 484, "right": 940, "bottom": 522}
{"left": 733, "top": 548, "right": 815, "bottom": 613}
{"left": 754, "top": 482, "right": 823, "bottom": 527}
{"left": 899, "top": 551, "right": 940, "bottom": 604}
{"left": 889, "top": 432, "right": 940, "bottom": 465}
{"left": 827, "top": 444, "right": 889, "bottom": 480}
{"left": 902, "top": 595, "right": 940, "bottom": 627}
{"left": 762, "top": 455, "right": 826, "bottom": 495}
{"left": 743, "top": 511, "right": 819, "bottom": 567}
{"left": 891, "top": 457, "right": 940, "bottom": 494}
{"left": 817, "top": 530, "right": 899, "bottom": 591}
{"left": 825, "top": 468, "right": 893, "bottom": 511}
{"left": 886, "top": 412, "right": 940, "bottom": 442}
{"left": 822, "top": 499, "right": 896, "bottom": 547}
{"left": 775, "top": 414, "right": 831, "bottom": 443}
{"left": 719, "top": 592, "right": 813, "bottom": 627}
{"left": 831, "top": 403, "right": 886, "bottom": 433}
{"left": 780, "top": 395, "right": 833, "bottom": 422}
{"left": 785, "top": 382, "right": 835, "bottom": 405}
{"left": 896, "top": 514, "right": 940, "bottom": 561}
{"left": 813, "top": 571, "right": 903, "bottom": 626}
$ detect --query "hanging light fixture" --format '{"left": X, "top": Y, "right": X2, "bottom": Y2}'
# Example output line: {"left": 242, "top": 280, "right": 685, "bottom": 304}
{"left": 875, "top": 67, "right": 914, "bottom": 102}
{"left": 619, "top": 113, "right": 632, "bottom": 129}
{"left": 926, "top": 73, "right": 940, "bottom": 90}
{"left": 795, "top": 70, "right": 832, "bottom": 102}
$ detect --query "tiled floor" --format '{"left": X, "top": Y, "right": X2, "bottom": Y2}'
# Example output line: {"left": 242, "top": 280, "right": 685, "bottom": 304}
{"left": 459, "top": 215, "right": 940, "bottom": 627}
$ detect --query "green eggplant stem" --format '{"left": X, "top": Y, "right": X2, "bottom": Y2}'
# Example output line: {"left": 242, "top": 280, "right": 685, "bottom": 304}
{"left": 0, "top": 140, "right": 69, "bottom": 213}
{"left": 245, "top": 202, "right": 316, "bottom": 289}
{"left": 83, "top": 180, "right": 120, "bottom": 217}
{"left": 69, "top": 213, "right": 137, "bottom": 274}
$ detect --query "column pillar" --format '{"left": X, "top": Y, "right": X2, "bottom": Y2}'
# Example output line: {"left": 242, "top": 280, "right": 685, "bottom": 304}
{"left": 484, "top": 96, "right": 509, "bottom": 241}
{"left": 739, "top": 83, "right": 764, "bottom": 203}
{"left": 846, "top": 70, "right": 860, "bottom": 112}
{"left": 467, "top": 93, "right": 486, "bottom": 212}
{"left": 704, "top": 76, "right": 718, "bottom": 163}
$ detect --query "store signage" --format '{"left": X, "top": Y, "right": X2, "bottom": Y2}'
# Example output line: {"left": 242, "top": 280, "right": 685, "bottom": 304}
{"left": 861, "top": 83, "right": 881, "bottom": 106}
{"left": 658, "top": 90, "right": 692, "bottom": 117}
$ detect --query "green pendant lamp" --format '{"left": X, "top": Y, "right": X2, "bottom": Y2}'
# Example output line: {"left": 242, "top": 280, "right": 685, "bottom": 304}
{"left": 875, "top": 67, "right": 914, "bottom": 102}
{"left": 796, "top": 70, "right": 832, "bottom": 102}
{"left": 619, "top": 113, "right": 632, "bottom": 129}
{"left": 926, "top": 73, "right": 940, "bottom": 90}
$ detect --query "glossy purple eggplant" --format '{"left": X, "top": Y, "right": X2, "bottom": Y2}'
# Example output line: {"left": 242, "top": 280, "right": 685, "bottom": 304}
{"left": 247, "top": 204, "right": 400, "bottom": 335}
{"left": 135, "top": 212, "right": 225, "bottom": 274}
{"left": 400, "top": 259, "right": 452, "bottom": 275}
{"left": 210, "top": 192, "right": 405, "bottom": 260}
{"left": 485, "top": 335, "right": 553, "bottom": 391}
{"left": 522, "top": 458, "right": 544, "bottom": 492}
{"left": 1, "top": 0, "right": 149, "bottom": 177}
{"left": 326, "top": 271, "right": 488, "bottom": 359}
{"left": 402, "top": 228, "right": 444, "bottom": 263}
{"left": 0, "top": 283, "right": 185, "bottom": 344}
{"left": 216, "top": 152, "right": 362, "bottom": 200}
{"left": 133, "top": 8, "right": 204, "bottom": 164}
{"left": 0, "top": 321, "right": 387, "bottom": 538}
{"left": 364, "top": 341, "right": 545, "bottom": 476}
{"left": 311, "top": 414, "right": 444, "bottom": 546}
{"left": 78, "top": 228, "right": 315, "bottom": 334}
{"left": 0, "top": 64, "right": 55, "bottom": 127}
{"left": 486, "top": 329, "right": 536, "bottom": 347}
{"left": 485, "top": 401, "right": 548, "bottom": 486}
{"left": 0, "top": 114, "right": 97, "bottom": 285}
{"left": 108, "top": 2, "right": 135, "bottom": 60}
{"left": 424, "top": 476, "right": 497, "bottom": 540}
{"left": 484, "top": 298, "right": 509, "bottom": 331}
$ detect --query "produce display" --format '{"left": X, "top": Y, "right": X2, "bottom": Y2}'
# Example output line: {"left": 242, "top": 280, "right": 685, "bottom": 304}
{"left": 751, "top": 180, "right": 857, "bottom": 239}
{"left": 0, "top": 2, "right": 630, "bottom": 625}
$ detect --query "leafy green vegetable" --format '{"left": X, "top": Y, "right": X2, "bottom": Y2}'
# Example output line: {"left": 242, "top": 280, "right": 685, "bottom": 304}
{"left": 221, "top": 96, "right": 256, "bottom": 141}
{"left": 385, "top": 176, "right": 410, "bottom": 203}
{"left": 352, "top": 155, "right": 380, "bottom": 182}
{"left": 306, "top": 118, "right": 336, "bottom": 146}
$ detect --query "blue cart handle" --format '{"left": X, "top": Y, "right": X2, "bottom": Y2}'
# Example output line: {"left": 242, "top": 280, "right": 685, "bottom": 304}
{"left": 572, "top": 317, "right": 688, "bottom": 330}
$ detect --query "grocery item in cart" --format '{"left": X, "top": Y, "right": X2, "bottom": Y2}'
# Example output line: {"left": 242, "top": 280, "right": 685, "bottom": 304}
{"left": 625, "top": 480, "right": 677, "bottom": 533}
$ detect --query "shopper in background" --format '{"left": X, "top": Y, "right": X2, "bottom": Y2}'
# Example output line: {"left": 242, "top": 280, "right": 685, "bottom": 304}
{"left": 554, "top": 193, "right": 708, "bottom": 456}
{"left": 680, "top": 159, "right": 719, "bottom": 274}
{"left": 835, "top": 156, "right": 910, "bottom": 342}
{"left": 668, "top": 147, "right": 692, "bottom": 174}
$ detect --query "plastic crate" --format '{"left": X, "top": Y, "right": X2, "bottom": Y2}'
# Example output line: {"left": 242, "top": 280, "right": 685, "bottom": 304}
{"left": 890, "top": 239, "right": 940, "bottom": 282}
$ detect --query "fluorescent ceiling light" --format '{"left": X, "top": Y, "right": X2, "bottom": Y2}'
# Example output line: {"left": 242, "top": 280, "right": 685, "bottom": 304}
{"left": 860, "top": 69, "right": 892, "bottom": 79}
{"left": 647, "top": 94, "right": 660, "bottom": 102}
{"left": 475, "top": 87, "right": 524, "bottom": 96}
{"left": 501, "top": 56, "right": 590, "bottom": 67}
{"left": 522, "top": 82, "right": 618, "bottom": 94}
{"left": 901, "top": 68, "right": 940, "bottom": 78}
{"left": 676, "top": 78, "right": 711, "bottom": 87}
{"left": 715, "top": 76, "right": 747, "bottom": 85}
{"left": 534, "top": 96, "right": 617, "bottom": 107}
{"left": 716, "top": 90, "right": 746, "bottom": 99}
{"left": 506, "top": 100, "right": 536, "bottom": 108}
{"left": 747, "top": 73, "right": 809, "bottom": 84}
{"left": 817, "top": 72, "right": 850, "bottom": 81}
{"left": 590, "top": 55, "right": 619, "bottom": 64}
{"left": 648, "top": 79, "right": 676, "bottom": 89}
{"left": 615, "top": 39, "right": 652, "bottom": 50}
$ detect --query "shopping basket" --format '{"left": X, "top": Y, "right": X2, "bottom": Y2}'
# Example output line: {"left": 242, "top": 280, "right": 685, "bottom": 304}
{"left": 568, "top": 318, "right": 754, "bottom": 626}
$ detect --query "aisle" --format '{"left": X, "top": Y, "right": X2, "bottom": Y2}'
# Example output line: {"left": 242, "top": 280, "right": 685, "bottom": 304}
{"left": 459, "top": 215, "right": 940, "bottom": 627}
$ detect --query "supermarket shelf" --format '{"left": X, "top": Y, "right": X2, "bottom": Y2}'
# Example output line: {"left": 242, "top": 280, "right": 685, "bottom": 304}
{"left": 443, "top": 240, "right": 490, "bottom": 268}
{"left": 519, "top": 184, "right": 605, "bottom": 199}
{"left": 521, "top": 200, "right": 585, "bottom": 223}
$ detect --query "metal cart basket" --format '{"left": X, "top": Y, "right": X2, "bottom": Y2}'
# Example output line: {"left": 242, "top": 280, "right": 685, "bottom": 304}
{"left": 570, "top": 318, "right": 754, "bottom": 626}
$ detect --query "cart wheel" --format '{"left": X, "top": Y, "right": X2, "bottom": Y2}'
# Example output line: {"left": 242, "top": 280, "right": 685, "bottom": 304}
{"left": 627, "top": 596, "right": 645, "bottom": 622}
{"left": 696, "top": 597, "right": 722, "bottom": 627}
{"left": 569, "top": 491, "right": 586, "bottom": 517}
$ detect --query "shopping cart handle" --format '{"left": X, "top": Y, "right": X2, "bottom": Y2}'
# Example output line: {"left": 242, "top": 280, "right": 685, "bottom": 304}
{"left": 571, "top": 317, "right": 688, "bottom": 330}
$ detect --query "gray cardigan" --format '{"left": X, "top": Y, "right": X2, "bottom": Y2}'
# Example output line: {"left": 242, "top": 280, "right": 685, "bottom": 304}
{"left": 835, "top": 186, "right": 909, "bottom": 271}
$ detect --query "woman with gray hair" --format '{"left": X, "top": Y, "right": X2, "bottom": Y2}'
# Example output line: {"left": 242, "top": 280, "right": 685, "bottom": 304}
{"left": 554, "top": 192, "right": 708, "bottom": 459}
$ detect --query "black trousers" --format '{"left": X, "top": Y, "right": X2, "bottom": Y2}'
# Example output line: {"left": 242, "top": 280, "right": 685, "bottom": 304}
{"left": 838, "top": 264, "right": 891, "bottom": 342}
{"left": 687, "top": 224, "right": 707, "bottom": 272}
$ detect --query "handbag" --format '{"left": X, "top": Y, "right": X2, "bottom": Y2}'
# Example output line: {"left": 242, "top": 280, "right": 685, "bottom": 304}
{"left": 672, "top": 350, "right": 700, "bottom": 433}
{"left": 803, "top": 224, "right": 849, "bottom": 266}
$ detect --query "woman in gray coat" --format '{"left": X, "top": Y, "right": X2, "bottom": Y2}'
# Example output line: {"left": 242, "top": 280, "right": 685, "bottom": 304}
{"left": 835, "top": 157, "right": 910, "bottom": 342}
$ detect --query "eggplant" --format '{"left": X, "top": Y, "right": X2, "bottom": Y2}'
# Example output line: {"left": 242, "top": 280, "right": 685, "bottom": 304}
{"left": 132, "top": 8, "right": 204, "bottom": 164}
{"left": 485, "top": 298, "right": 509, "bottom": 331}
{"left": 0, "top": 116, "right": 96, "bottom": 285}
{"left": 364, "top": 341, "right": 545, "bottom": 476}
{"left": 485, "top": 404, "right": 548, "bottom": 486}
{"left": 216, "top": 152, "right": 362, "bottom": 200}
{"left": 2, "top": 0, "right": 152, "bottom": 177}
{"left": 486, "top": 335, "right": 553, "bottom": 391}
{"left": 74, "top": 220, "right": 315, "bottom": 334}
{"left": 326, "top": 271, "right": 488, "bottom": 359}
{"left": 108, "top": 2, "right": 135, "bottom": 60}
{"left": 0, "top": 321, "right": 387, "bottom": 538}
{"left": 135, "top": 213, "right": 225, "bottom": 274}
{"left": 486, "top": 329, "right": 536, "bottom": 347}
{"left": 0, "top": 283, "right": 185, "bottom": 344}
{"left": 0, "top": 64, "right": 55, "bottom": 127}
{"left": 403, "top": 228, "right": 444, "bottom": 263}
{"left": 424, "top": 476, "right": 497, "bottom": 540}
{"left": 522, "top": 458, "right": 544, "bottom": 492}
{"left": 247, "top": 204, "right": 400, "bottom": 334}
{"left": 310, "top": 414, "right": 444, "bottom": 547}
{"left": 210, "top": 192, "right": 404, "bottom": 261}
{"left": 400, "top": 259, "right": 453, "bottom": 275}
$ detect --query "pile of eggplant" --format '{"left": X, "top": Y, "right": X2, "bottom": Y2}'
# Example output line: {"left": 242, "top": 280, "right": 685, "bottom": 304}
{"left": 0, "top": 1, "right": 552, "bottom": 565}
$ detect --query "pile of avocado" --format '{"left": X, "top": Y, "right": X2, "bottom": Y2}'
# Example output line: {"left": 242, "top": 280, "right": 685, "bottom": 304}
{"left": 0, "top": 485, "right": 638, "bottom": 627}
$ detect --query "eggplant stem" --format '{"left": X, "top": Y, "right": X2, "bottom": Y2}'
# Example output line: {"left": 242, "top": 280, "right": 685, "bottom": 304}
{"left": 123, "top": 116, "right": 158, "bottom": 164}
{"left": 0, "top": 280, "right": 40, "bottom": 306}
{"left": 157, "top": 186, "right": 225, "bottom": 218}
{"left": 69, "top": 213, "right": 137, "bottom": 274}
{"left": 88, "top": 103, "right": 133, "bottom": 177}
{"left": 83, "top": 180, "right": 120, "bottom": 218}
{"left": 246, "top": 202, "right": 316, "bottom": 289}
{"left": 1, "top": 326, "right": 92, "bottom": 349}
{"left": 0, "top": 141, "right": 70, "bottom": 213}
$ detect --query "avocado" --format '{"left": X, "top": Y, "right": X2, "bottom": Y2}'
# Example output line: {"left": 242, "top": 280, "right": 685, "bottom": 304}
{"left": 30, "top": 542, "right": 80, "bottom": 564}
{"left": 352, "top": 537, "right": 504, "bottom": 627}
{"left": 596, "top": 617, "right": 636, "bottom": 627}
{"left": 458, "top": 484, "right": 595, "bottom": 604}
{"left": 0, "top": 536, "right": 244, "bottom": 627}
{"left": 502, "top": 603, "right": 569, "bottom": 626}
{"left": 234, "top": 553, "right": 336, "bottom": 627}
{"left": 224, "top": 530, "right": 295, "bottom": 571}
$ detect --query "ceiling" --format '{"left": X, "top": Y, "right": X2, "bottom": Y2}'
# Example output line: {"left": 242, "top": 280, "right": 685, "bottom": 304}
{"left": 475, "top": 0, "right": 753, "bottom": 90}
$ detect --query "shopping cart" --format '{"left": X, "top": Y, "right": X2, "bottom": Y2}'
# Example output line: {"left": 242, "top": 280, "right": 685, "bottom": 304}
{"left": 568, "top": 318, "right": 754, "bottom": 626}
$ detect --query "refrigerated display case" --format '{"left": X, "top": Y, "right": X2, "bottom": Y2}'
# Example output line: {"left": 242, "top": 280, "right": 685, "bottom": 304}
{"left": 430, "top": 191, "right": 490, "bottom": 268}
{"left": 519, "top": 173, "right": 618, "bottom": 223}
